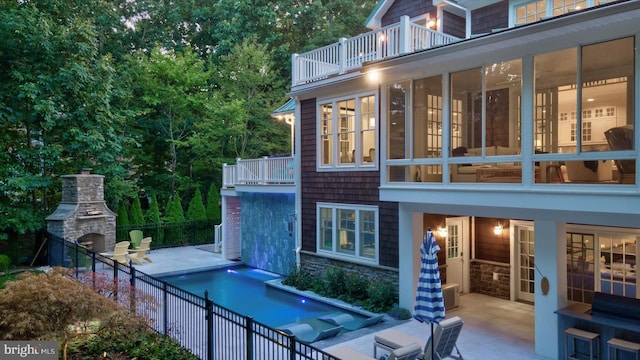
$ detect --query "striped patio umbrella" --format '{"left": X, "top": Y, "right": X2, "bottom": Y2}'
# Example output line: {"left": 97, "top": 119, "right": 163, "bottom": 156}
{"left": 414, "top": 228, "right": 446, "bottom": 359}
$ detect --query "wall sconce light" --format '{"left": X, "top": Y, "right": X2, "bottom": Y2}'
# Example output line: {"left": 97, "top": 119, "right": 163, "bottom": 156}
{"left": 427, "top": 19, "right": 437, "bottom": 30}
{"left": 438, "top": 226, "right": 448, "bottom": 237}
{"left": 493, "top": 223, "right": 503, "bottom": 235}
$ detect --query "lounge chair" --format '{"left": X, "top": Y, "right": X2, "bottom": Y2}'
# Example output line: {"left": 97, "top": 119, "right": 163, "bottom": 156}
{"left": 319, "top": 313, "right": 385, "bottom": 331}
{"left": 128, "top": 237, "right": 152, "bottom": 265}
{"left": 374, "top": 316, "right": 464, "bottom": 360}
{"left": 129, "top": 229, "right": 144, "bottom": 249}
{"left": 278, "top": 323, "right": 343, "bottom": 343}
{"left": 327, "top": 343, "right": 422, "bottom": 360}
{"left": 99, "top": 241, "right": 130, "bottom": 266}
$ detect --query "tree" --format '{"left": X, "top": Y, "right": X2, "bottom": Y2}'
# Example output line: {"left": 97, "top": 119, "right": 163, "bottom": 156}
{"left": 117, "top": 201, "right": 130, "bottom": 227}
{"left": 126, "top": 46, "right": 214, "bottom": 195}
{"left": 0, "top": 268, "right": 150, "bottom": 360}
{"left": 0, "top": 0, "right": 128, "bottom": 240}
{"left": 129, "top": 196, "right": 145, "bottom": 225}
{"left": 187, "top": 187, "right": 207, "bottom": 221}
{"left": 206, "top": 183, "right": 222, "bottom": 223}
{"left": 145, "top": 194, "right": 162, "bottom": 224}
{"left": 163, "top": 194, "right": 185, "bottom": 223}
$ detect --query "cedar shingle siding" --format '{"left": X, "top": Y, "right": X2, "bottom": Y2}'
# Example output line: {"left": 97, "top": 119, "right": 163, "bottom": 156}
{"left": 472, "top": 1, "right": 509, "bottom": 34}
{"left": 381, "top": 0, "right": 435, "bottom": 27}
{"left": 299, "top": 98, "right": 399, "bottom": 268}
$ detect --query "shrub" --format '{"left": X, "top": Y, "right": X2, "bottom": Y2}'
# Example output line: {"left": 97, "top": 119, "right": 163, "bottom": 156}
{"left": 129, "top": 197, "right": 145, "bottom": 225}
{"left": 323, "top": 266, "right": 347, "bottom": 298}
{"left": 344, "top": 272, "right": 369, "bottom": 303}
{"left": 364, "top": 277, "right": 397, "bottom": 313}
{"left": 387, "top": 304, "right": 412, "bottom": 320}
{"left": 187, "top": 187, "right": 207, "bottom": 221}
{"left": 282, "top": 265, "right": 315, "bottom": 291}
{"left": 206, "top": 183, "right": 221, "bottom": 223}
{"left": 0, "top": 254, "right": 10, "bottom": 273}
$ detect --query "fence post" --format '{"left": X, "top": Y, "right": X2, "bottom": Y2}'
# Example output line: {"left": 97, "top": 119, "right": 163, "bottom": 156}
{"left": 246, "top": 316, "right": 254, "bottom": 360}
{"left": 205, "top": 290, "right": 213, "bottom": 360}
{"left": 91, "top": 252, "right": 96, "bottom": 273}
{"left": 163, "top": 281, "right": 168, "bottom": 335}
{"left": 289, "top": 334, "right": 296, "bottom": 360}
{"left": 130, "top": 265, "right": 136, "bottom": 314}
{"left": 74, "top": 242, "right": 79, "bottom": 278}
{"left": 113, "top": 261, "right": 119, "bottom": 302}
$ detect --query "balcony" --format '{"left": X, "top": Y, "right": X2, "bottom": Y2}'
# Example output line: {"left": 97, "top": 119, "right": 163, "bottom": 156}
{"left": 222, "top": 156, "right": 295, "bottom": 190}
{"left": 291, "top": 15, "right": 461, "bottom": 87}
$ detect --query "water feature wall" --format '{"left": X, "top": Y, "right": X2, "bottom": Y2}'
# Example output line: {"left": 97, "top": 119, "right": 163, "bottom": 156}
{"left": 240, "top": 192, "right": 295, "bottom": 275}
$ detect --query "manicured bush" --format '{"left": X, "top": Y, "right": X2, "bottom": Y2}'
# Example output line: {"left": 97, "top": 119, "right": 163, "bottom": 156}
{"left": 117, "top": 200, "right": 130, "bottom": 226}
{"left": 187, "top": 187, "right": 207, "bottom": 221}
{"left": 145, "top": 194, "right": 162, "bottom": 224}
{"left": 129, "top": 196, "right": 145, "bottom": 225}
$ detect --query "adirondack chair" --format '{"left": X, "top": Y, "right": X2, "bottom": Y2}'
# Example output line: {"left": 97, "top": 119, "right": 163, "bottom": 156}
{"left": 129, "top": 230, "right": 144, "bottom": 249}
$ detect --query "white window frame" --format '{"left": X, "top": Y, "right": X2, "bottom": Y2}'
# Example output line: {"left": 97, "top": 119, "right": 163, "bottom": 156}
{"left": 510, "top": 0, "right": 604, "bottom": 27}
{"left": 316, "top": 203, "right": 379, "bottom": 264}
{"left": 317, "top": 93, "right": 378, "bottom": 171}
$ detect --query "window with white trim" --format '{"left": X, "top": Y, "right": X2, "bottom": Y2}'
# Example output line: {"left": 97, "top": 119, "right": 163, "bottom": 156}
{"left": 318, "top": 94, "right": 377, "bottom": 170}
{"left": 317, "top": 203, "right": 378, "bottom": 263}
{"left": 513, "top": 0, "right": 605, "bottom": 26}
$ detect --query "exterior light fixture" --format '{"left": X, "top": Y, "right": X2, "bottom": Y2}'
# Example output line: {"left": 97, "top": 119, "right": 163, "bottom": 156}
{"left": 438, "top": 226, "right": 448, "bottom": 237}
{"left": 494, "top": 223, "right": 503, "bottom": 235}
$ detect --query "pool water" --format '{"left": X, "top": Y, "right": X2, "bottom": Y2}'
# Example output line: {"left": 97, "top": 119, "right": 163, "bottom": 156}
{"left": 159, "top": 266, "right": 366, "bottom": 329}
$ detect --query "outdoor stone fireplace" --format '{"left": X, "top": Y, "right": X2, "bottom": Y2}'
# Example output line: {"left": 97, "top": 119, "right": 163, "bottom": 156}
{"left": 46, "top": 169, "right": 116, "bottom": 253}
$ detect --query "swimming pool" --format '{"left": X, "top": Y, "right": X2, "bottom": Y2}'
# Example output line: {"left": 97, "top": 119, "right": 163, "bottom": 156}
{"left": 159, "top": 265, "right": 367, "bottom": 330}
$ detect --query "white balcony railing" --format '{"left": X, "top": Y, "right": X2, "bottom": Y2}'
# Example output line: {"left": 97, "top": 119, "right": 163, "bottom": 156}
{"left": 222, "top": 156, "right": 295, "bottom": 188}
{"left": 292, "top": 16, "right": 461, "bottom": 86}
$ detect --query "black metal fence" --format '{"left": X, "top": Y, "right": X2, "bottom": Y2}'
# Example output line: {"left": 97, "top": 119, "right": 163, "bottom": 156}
{"left": 116, "top": 220, "right": 216, "bottom": 249}
{"left": 47, "top": 234, "right": 340, "bottom": 360}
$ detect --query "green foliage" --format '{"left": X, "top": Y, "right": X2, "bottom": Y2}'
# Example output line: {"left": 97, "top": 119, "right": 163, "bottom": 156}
{"left": 284, "top": 265, "right": 398, "bottom": 314}
{"left": 145, "top": 194, "right": 162, "bottom": 224}
{"left": 206, "top": 183, "right": 222, "bottom": 223}
{"left": 187, "top": 187, "right": 207, "bottom": 221}
{"left": 282, "top": 265, "right": 316, "bottom": 291}
{"left": 117, "top": 200, "right": 130, "bottom": 226}
{"left": 164, "top": 194, "right": 185, "bottom": 223}
{"left": 323, "top": 266, "right": 347, "bottom": 298}
{"left": 0, "top": 254, "right": 11, "bottom": 273}
{"left": 0, "top": 273, "right": 17, "bottom": 290}
{"left": 344, "top": 272, "right": 369, "bottom": 303}
{"left": 387, "top": 304, "right": 412, "bottom": 320}
{"left": 129, "top": 197, "right": 145, "bottom": 225}
{"left": 363, "top": 277, "right": 397, "bottom": 313}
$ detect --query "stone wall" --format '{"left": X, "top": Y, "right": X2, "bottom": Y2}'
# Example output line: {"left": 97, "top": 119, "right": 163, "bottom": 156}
{"left": 470, "top": 260, "right": 510, "bottom": 300}
{"left": 300, "top": 252, "right": 399, "bottom": 290}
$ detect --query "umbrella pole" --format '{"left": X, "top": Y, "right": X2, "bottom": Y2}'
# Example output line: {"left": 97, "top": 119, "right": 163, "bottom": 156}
{"left": 431, "top": 322, "right": 435, "bottom": 360}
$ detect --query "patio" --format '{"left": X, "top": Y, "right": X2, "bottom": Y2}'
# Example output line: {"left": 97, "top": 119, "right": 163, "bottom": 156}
{"left": 134, "top": 246, "right": 547, "bottom": 359}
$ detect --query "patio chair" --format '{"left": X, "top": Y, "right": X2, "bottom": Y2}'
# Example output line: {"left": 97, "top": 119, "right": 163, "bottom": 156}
{"left": 319, "top": 313, "right": 385, "bottom": 331}
{"left": 326, "top": 343, "right": 422, "bottom": 360}
{"left": 99, "top": 241, "right": 130, "bottom": 266}
{"left": 128, "top": 237, "right": 152, "bottom": 265}
{"left": 374, "top": 316, "right": 464, "bottom": 360}
{"left": 129, "top": 229, "right": 144, "bottom": 249}
{"left": 278, "top": 323, "right": 343, "bottom": 343}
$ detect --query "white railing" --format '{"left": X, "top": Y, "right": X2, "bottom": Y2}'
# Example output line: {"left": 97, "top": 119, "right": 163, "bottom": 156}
{"left": 292, "top": 15, "right": 463, "bottom": 86}
{"left": 222, "top": 156, "right": 295, "bottom": 187}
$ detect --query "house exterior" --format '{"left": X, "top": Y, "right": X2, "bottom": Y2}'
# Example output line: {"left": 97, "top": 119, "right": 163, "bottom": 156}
{"left": 280, "top": 0, "right": 640, "bottom": 358}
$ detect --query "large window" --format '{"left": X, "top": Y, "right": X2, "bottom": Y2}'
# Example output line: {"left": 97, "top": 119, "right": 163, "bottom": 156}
{"left": 318, "top": 94, "right": 377, "bottom": 170}
{"left": 383, "top": 35, "right": 635, "bottom": 185}
{"left": 534, "top": 37, "right": 635, "bottom": 184}
{"left": 317, "top": 203, "right": 378, "bottom": 263}
{"left": 513, "top": 0, "right": 609, "bottom": 25}
{"left": 566, "top": 228, "right": 639, "bottom": 304}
